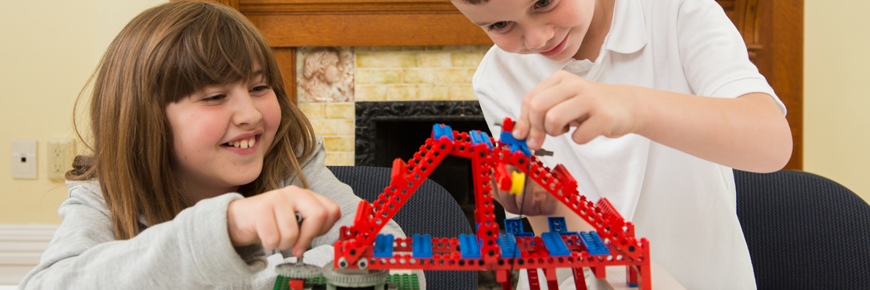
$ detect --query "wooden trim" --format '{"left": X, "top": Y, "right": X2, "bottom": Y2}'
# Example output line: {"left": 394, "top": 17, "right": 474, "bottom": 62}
{"left": 273, "top": 47, "right": 297, "bottom": 105}
{"left": 769, "top": 0, "right": 803, "bottom": 170}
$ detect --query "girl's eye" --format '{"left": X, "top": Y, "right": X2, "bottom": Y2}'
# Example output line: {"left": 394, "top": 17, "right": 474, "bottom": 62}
{"left": 203, "top": 94, "right": 226, "bottom": 102}
{"left": 534, "top": 0, "right": 551, "bottom": 8}
{"left": 251, "top": 85, "right": 271, "bottom": 93}
{"left": 488, "top": 21, "right": 510, "bottom": 32}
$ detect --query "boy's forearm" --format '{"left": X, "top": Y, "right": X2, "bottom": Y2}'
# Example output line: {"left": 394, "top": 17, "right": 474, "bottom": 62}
{"left": 632, "top": 86, "right": 793, "bottom": 173}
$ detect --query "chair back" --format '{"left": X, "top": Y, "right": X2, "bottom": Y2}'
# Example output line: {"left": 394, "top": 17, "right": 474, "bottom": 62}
{"left": 734, "top": 169, "right": 870, "bottom": 289}
{"left": 328, "top": 166, "right": 476, "bottom": 290}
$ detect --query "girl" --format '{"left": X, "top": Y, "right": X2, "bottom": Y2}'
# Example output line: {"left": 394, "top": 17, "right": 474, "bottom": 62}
{"left": 19, "top": 2, "right": 404, "bottom": 289}
{"left": 451, "top": 0, "right": 792, "bottom": 289}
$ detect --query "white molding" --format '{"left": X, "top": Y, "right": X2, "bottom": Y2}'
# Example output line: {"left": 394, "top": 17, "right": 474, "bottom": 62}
{"left": 0, "top": 224, "right": 58, "bottom": 286}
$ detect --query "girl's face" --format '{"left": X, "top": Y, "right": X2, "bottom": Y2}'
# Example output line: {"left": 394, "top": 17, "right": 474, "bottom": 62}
{"left": 453, "top": 0, "right": 596, "bottom": 62}
{"left": 165, "top": 66, "right": 280, "bottom": 198}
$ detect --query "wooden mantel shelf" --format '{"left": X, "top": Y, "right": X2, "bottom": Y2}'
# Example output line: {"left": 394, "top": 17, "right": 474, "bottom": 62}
{"left": 221, "top": 0, "right": 494, "bottom": 47}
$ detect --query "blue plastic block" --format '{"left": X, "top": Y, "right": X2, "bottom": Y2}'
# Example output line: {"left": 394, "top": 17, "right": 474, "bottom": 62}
{"left": 373, "top": 234, "right": 394, "bottom": 258}
{"left": 497, "top": 233, "right": 521, "bottom": 258}
{"left": 503, "top": 218, "right": 535, "bottom": 238}
{"left": 499, "top": 131, "right": 531, "bottom": 157}
{"left": 541, "top": 232, "right": 572, "bottom": 257}
{"left": 458, "top": 234, "right": 481, "bottom": 259}
{"left": 580, "top": 231, "right": 611, "bottom": 256}
{"left": 470, "top": 130, "right": 493, "bottom": 149}
{"left": 548, "top": 217, "right": 569, "bottom": 233}
{"left": 412, "top": 234, "right": 433, "bottom": 258}
{"left": 432, "top": 124, "right": 455, "bottom": 142}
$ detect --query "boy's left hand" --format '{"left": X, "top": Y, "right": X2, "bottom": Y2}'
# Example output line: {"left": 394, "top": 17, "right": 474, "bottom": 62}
{"left": 512, "top": 70, "right": 640, "bottom": 150}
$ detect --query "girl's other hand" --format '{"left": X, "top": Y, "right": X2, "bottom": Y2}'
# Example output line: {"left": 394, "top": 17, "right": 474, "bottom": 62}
{"left": 491, "top": 165, "right": 559, "bottom": 216}
{"left": 512, "top": 70, "right": 641, "bottom": 150}
{"left": 226, "top": 186, "right": 341, "bottom": 258}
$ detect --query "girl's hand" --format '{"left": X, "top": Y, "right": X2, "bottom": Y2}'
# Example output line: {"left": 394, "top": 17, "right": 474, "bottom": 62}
{"left": 512, "top": 70, "right": 641, "bottom": 150}
{"left": 226, "top": 186, "right": 341, "bottom": 258}
{"left": 491, "top": 165, "right": 559, "bottom": 216}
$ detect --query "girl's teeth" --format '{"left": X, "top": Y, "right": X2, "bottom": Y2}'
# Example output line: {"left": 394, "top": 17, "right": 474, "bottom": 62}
{"left": 228, "top": 137, "right": 256, "bottom": 149}
{"left": 248, "top": 137, "right": 256, "bottom": 147}
{"left": 241, "top": 140, "right": 248, "bottom": 149}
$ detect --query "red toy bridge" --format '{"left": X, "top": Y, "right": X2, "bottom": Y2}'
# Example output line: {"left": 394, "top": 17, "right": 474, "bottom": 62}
{"left": 333, "top": 118, "right": 652, "bottom": 290}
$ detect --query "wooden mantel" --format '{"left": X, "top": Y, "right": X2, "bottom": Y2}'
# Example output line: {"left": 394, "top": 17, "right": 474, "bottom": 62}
{"left": 192, "top": 0, "right": 804, "bottom": 170}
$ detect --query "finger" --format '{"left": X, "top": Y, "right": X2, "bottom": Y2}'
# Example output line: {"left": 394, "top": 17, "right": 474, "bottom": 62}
{"left": 273, "top": 201, "right": 300, "bottom": 251}
{"left": 292, "top": 195, "right": 331, "bottom": 257}
{"left": 525, "top": 86, "right": 576, "bottom": 150}
{"left": 311, "top": 194, "right": 342, "bottom": 236}
{"left": 515, "top": 72, "right": 566, "bottom": 141}
{"left": 256, "top": 207, "right": 280, "bottom": 251}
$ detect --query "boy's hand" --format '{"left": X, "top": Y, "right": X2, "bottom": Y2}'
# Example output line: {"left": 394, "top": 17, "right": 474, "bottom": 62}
{"left": 512, "top": 70, "right": 640, "bottom": 150}
{"left": 226, "top": 186, "right": 341, "bottom": 258}
{"left": 491, "top": 165, "right": 559, "bottom": 216}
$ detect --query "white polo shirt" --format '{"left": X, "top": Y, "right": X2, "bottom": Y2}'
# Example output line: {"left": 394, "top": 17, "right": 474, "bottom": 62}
{"left": 473, "top": 0, "right": 785, "bottom": 289}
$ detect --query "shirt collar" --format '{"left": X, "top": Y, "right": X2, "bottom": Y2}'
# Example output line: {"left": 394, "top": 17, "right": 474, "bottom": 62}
{"left": 603, "top": 0, "right": 647, "bottom": 54}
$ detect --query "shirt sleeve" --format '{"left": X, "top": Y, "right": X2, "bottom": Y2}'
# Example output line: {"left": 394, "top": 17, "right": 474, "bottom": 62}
{"left": 18, "top": 184, "right": 265, "bottom": 290}
{"left": 675, "top": 0, "right": 786, "bottom": 115}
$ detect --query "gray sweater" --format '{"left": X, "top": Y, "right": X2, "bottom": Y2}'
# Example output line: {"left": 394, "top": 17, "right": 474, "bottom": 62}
{"left": 18, "top": 140, "right": 406, "bottom": 289}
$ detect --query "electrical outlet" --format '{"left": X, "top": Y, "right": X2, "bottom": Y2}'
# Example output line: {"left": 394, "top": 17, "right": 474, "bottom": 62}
{"left": 11, "top": 140, "right": 37, "bottom": 179}
{"left": 47, "top": 139, "right": 74, "bottom": 181}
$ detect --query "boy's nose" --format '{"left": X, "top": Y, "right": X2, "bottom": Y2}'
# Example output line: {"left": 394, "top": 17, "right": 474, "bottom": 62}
{"left": 523, "top": 25, "right": 555, "bottom": 51}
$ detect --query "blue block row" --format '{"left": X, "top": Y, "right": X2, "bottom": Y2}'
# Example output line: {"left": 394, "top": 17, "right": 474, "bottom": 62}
{"left": 432, "top": 124, "right": 455, "bottom": 142}
{"left": 373, "top": 234, "right": 394, "bottom": 258}
{"left": 541, "top": 232, "right": 572, "bottom": 257}
{"left": 580, "top": 231, "right": 610, "bottom": 256}
{"left": 412, "top": 234, "right": 433, "bottom": 258}
{"left": 470, "top": 130, "right": 493, "bottom": 149}
{"left": 458, "top": 234, "right": 481, "bottom": 259}
{"left": 503, "top": 219, "right": 534, "bottom": 238}
{"left": 497, "top": 233, "right": 521, "bottom": 258}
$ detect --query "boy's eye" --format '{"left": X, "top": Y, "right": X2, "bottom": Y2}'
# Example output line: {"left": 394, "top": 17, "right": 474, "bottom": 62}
{"left": 488, "top": 21, "right": 510, "bottom": 31}
{"left": 534, "top": 0, "right": 552, "bottom": 8}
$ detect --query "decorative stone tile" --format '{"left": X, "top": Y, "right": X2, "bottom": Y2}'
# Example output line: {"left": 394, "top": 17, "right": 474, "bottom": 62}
{"left": 451, "top": 85, "right": 478, "bottom": 100}
{"left": 325, "top": 103, "right": 355, "bottom": 119}
{"left": 372, "top": 69, "right": 403, "bottom": 84}
{"left": 387, "top": 85, "right": 418, "bottom": 101}
{"left": 403, "top": 46, "right": 427, "bottom": 51}
{"left": 298, "top": 103, "right": 324, "bottom": 119}
{"left": 436, "top": 68, "right": 468, "bottom": 83}
{"left": 478, "top": 45, "right": 493, "bottom": 51}
{"left": 371, "top": 46, "right": 404, "bottom": 52}
{"left": 387, "top": 53, "right": 419, "bottom": 68}
{"left": 355, "top": 69, "right": 371, "bottom": 84}
{"left": 324, "top": 136, "right": 354, "bottom": 151}
{"left": 468, "top": 68, "right": 477, "bottom": 79}
{"left": 403, "top": 69, "right": 434, "bottom": 84}
{"left": 356, "top": 46, "right": 372, "bottom": 52}
{"left": 420, "top": 52, "right": 451, "bottom": 67}
{"left": 310, "top": 119, "right": 338, "bottom": 136}
{"left": 297, "top": 47, "right": 355, "bottom": 103}
{"left": 326, "top": 152, "right": 355, "bottom": 166}
{"left": 418, "top": 85, "right": 450, "bottom": 100}
{"left": 443, "top": 45, "right": 463, "bottom": 51}
{"left": 355, "top": 85, "right": 387, "bottom": 101}
{"left": 337, "top": 120, "right": 355, "bottom": 135}
{"left": 425, "top": 46, "right": 444, "bottom": 51}
{"left": 452, "top": 52, "right": 483, "bottom": 67}
{"left": 356, "top": 53, "right": 386, "bottom": 68}
{"left": 324, "top": 153, "right": 339, "bottom": 166}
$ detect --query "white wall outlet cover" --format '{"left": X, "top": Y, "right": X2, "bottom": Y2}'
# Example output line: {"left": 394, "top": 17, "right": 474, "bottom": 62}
{"left": 11, "top": 140, "right": 37, "bottom": 179}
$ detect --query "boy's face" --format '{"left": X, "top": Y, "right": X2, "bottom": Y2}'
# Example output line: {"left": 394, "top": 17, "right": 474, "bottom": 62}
{"left": 453, "top": 0, "right": 596, "bottom": 61}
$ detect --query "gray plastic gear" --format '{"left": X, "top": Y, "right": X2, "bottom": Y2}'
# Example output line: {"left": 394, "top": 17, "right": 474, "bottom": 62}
{"left": 274, "top": 262, "right": 323, "bottom": 279}
{"left": 321, "top": 263, "right": 389, "bottom": 288}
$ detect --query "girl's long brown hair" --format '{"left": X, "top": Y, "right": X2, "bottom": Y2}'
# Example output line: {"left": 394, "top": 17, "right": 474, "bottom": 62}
{"left": 68, "top": 1, "right": 316, "bottom": 240}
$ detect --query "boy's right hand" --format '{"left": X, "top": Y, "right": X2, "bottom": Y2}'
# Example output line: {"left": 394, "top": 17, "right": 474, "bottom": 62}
{"left": 490, "top": 165, "right": 560, "bottom": 216}
{"left": 226, "top": 186, "right": 341, "bottom": 258}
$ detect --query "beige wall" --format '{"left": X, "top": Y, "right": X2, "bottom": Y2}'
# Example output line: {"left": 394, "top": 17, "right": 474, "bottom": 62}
{"left": 804, "top": 1, "right": 870, "bottom": 202}
{"left": 0, "top": 0, "right": 167, "bottom": 224}
{"left": 1, "top": 1, "right": 868, "bottom": 225}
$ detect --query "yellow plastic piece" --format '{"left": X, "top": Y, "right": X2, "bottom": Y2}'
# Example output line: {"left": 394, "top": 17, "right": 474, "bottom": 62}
{"left": 509, "top": 171, "right": 525, "bottom": 196}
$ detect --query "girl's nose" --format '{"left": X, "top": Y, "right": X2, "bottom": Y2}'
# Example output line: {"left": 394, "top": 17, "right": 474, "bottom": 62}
{"left": 232, "top": 92, "right": 263, "bottom": 128}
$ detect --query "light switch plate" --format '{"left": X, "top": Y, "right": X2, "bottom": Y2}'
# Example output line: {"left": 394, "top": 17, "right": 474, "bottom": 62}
{"left": 11, "top": 140, "right": 37, "bottom": 179}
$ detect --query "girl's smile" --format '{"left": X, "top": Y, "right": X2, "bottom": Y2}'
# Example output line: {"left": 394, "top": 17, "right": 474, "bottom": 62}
{"left": 221, "top": 131, "right": 262, "bottom": 155}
